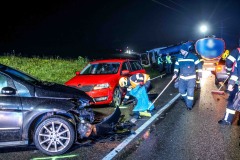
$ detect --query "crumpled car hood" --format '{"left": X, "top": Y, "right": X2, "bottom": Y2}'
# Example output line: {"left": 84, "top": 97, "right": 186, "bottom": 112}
{"left": 35, "top": 82, "right": 93, "bottom": 101}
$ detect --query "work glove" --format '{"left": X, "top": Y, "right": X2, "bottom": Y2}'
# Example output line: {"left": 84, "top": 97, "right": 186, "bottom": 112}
{"left": 172, "top": 74, "right": 177, "bottom": 80}
{"left": 225, "top": 66, "right": 232, "bottom": 75}
{"left": 228, "top": 84, "right": 234, "bottom": 92}
{"left": 226, "top": 71, "right": 231, "bottom": 76}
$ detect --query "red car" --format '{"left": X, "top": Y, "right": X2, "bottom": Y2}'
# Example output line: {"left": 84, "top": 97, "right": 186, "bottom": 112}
{"left": 65, "top": 59, "right": 146, "bottom": 107}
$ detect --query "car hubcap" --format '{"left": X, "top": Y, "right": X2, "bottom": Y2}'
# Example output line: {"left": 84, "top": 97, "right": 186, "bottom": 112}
{"left": 38, "top": 121, "right": 71, "bottom": 152}
{"left": 113, "top": 88, "right": 121, "bottom": 106}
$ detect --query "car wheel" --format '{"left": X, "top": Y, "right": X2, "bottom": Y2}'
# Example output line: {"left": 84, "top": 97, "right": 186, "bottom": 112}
{"left": 110, "top": 87, "right": 122, "bottom": 108}
{"left": 34, "top": 116, "right": 75, "bottom": 156}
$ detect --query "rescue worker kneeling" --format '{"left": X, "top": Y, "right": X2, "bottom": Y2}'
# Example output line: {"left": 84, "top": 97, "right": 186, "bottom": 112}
{"left": 119, "top": 73, "right": 154, "bottom": 123}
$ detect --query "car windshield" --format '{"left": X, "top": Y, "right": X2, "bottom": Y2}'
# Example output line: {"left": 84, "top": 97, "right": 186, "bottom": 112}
{"left": 80, "top": 62, "right": 120, "bottom": 75}
{"left": 0, "top": 65, "right": 40, "bottom": 84}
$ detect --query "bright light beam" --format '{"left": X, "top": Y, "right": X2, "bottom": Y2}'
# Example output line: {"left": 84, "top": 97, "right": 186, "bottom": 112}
{"left": 200, "top": 25, "right": 207, "bottom": 33}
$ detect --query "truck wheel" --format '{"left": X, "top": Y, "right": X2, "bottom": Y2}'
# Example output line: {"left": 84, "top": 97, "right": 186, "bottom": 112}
{"left": 110, "top": 87, "right": 122, "bottom": 108}
{"left": 34, "top": 117, "right": 75, "bottom": 156}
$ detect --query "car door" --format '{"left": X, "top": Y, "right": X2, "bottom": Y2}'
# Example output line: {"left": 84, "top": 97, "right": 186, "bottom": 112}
{"left": 0, "top": 73, "right": 22, "bottom": 142}
{"left": 128, "top": 60, "right": 146, "bottom": 75}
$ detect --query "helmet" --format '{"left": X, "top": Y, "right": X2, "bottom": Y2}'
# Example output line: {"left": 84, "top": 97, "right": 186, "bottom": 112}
{"left": 119, "top": 77, "right": 128, "bottom": 87}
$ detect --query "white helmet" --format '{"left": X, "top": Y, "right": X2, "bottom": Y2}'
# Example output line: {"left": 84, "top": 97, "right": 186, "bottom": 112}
{"left": 119, "top": 77, "right": 127, "bottom": 87}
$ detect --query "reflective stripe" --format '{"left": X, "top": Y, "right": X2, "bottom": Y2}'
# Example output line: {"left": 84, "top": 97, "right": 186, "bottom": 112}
{"left": 196, "top": 80, "right": 200, "bottom": 83}
{"left": 187, "top": 96, "right": 194, "bottom": 100}
{"left": 226, "top": 108, "right": 236, "bottom": 114}
{"left": 166, "top": 56, "right": 172, "bottom": 63}
{"left": 230, "top": 75, "right": 238, "bottom": 81}
{"left": 227, "top": 55, "right": 236, "bottom": 62}
{"left": 181, "top": 93, "right": 187, "bottom": 96}
{"left": 127, "top": 88, "right": 132, "bottom": 91}
{"left": 179, "top": 59, "right": 194, "bottom": 62}
{"left": 195, "top": 59, "right": 200, "bottom": 65}
{"left": 174, "top": 69, "right": 179, "bottom": 72}
{"left": 225, "top": 67, "right": 232, "bottom": 71}
{"left": 180, "top": 75, "right": 196, "bottom": 80}
{"left": 175, "top": 61, "right": 179, "bottom": 65}
{"left": 125, "top": 95, "right": 130, "bottom": 99}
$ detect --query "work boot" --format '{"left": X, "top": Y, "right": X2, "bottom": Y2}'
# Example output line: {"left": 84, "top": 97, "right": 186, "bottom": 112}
{"left": 218, "top": 109, "right": 235, "bottom": 125}
{"left": 139, "top": 111, "right": 151, "bottom": 117}
{"left": 218, "top": 119, "right": 231, "bottom": 125}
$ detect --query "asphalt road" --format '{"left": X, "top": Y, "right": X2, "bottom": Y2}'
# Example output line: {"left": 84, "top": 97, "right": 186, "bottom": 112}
{"left": 1, "top": 71, "right": 240, "bottom": 160}
{"left": 115, "top": 71, "right": 240, "bottom": 160}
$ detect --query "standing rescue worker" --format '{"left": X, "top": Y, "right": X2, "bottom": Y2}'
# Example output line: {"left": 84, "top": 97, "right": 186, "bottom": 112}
{"left": 172, "top": 44, "right": 203, "bottom": 110}
{"left": 165, "top": 53, "right": 172, "bottom": 74}
{"left": 218, "top": 48, "right": 240, "bottom": 125}
{"left": 119, "top": 73, "right": 150, "bottom": 105}
{"left": 157, "top": 54, "right": 164, "bottom": 73}
{"left": 195, "top": 53, "right": 204, "bottom": 89}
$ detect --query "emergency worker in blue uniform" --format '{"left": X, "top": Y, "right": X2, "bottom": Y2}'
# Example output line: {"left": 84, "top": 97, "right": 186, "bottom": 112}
{"left": 157, "top": 54, "right": 164, "bottom": 73}
{"left": 218, "top": 48, "right": 240, "bottom": 125}
{"left": 195, "top": 53, "right": 204, "bottom": 89}
{"left": 165, "top": 53, "right": 172, "bottom": 74}
{"left": 172, "top": 44, "right": 203, "bottom": 110}
{"left": 119, "top": 73, "right": 150, "bottom": 105}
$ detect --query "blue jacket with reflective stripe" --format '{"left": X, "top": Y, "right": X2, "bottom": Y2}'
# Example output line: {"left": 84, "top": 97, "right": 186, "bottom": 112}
{"left": 174, "top": 52, "right": 202, "bottom": 77}
{"left": 229, "top": 54, "right": 240, "bottom": 85}
{"left": 225, "top": 49, "right": 240, "bottom": 72}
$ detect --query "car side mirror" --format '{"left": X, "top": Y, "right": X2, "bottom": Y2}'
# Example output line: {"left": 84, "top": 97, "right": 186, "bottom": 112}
{"left": 76, "top": 71, "right": 80, "bottom": 75}
{"left": 121, "top": 70, "right": 130, "bottom": 75}
{"left": 1, "top": 87, "right": 16, "bottom": 95}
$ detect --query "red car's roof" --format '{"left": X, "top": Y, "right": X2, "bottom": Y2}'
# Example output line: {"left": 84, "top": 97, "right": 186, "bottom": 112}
{"left": 90, "top": 59, "right": 133, "bottom": 63}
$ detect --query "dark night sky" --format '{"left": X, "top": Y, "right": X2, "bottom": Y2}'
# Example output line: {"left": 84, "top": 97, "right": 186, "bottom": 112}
{"left": 0, "top": 0, "right": 240, "bottom": 58}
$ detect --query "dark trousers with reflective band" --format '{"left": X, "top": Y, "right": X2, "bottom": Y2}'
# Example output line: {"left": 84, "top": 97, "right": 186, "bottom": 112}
{"left": 179, "top": 78, "right": 196, "bottom": 108}
{"left": 227, "top": 84, "right": 238, "bottom": 110}
{"left": 222, "top": 84, "right": 238, "bottom": 123}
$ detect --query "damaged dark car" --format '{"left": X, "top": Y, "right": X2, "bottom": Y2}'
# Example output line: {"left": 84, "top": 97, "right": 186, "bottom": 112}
{"left": 0, "top": 63, "right": 123, "bottom": 156}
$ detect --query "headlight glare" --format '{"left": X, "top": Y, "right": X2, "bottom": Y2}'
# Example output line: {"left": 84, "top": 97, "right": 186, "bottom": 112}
{"left": 93, "top": 83, "right": 109, "bottom": 90}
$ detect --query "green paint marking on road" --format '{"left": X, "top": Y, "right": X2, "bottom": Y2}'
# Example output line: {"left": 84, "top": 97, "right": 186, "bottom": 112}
{"left": 31, "top": 154, "right": 78, "bottom": 160}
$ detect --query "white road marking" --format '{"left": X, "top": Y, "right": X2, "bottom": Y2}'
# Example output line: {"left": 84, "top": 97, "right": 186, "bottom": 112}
{"left": 102, "top": 93, "right": 181, "bottom": 160}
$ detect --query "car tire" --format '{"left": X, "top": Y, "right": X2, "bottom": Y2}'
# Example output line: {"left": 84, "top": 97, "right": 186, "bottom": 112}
{"left": 34, "top": 116, "right": 75, "bottom": 156}
{"left": 110, "top": 87, "right": 122, "bottom": 108}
